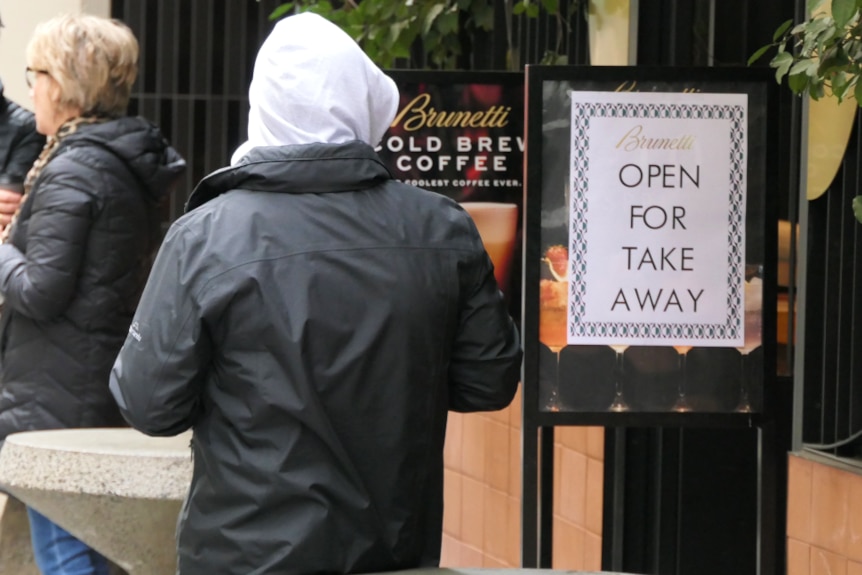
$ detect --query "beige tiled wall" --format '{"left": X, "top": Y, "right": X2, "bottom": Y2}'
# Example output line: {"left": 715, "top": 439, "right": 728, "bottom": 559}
{"left": 441, "top": 387, "right": 604, "bottom": 570}
{"left": 552, "top": 426, "right": 605, "bottom": 568}
{"left": 786, "top": 453, "right": 862, "bottom": 575}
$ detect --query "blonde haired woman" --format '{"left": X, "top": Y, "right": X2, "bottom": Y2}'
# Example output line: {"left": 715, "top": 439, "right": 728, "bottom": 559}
{"left": 0, "top": 15, "right": 185, "bottom": 575}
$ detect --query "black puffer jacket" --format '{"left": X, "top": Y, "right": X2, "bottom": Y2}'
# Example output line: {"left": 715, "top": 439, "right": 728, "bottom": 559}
{"left": 110, "top": 141, "right": 521, "bottom": 575}
{"left": 0, "top": 116, "right": 185, "bottom": 440}
{"left": 0, "top": 80, "right": 45, "bottom": 187}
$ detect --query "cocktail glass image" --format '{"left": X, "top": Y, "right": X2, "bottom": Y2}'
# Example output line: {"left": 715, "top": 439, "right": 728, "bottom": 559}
{"left": 460, "top": 202, "right": 519, "bottom": 292}
{"left": 539, "top": 279, "right": 567, "bottom": 411}
{"left": 736, "top": 268, "right": 763, "bottom": 413}
{"left": 672, "top": 345, "right": 693, "bottom": 412}
{"left": 608, "top": 344, "right": 630, "bottom": 412}
{"left": 539, "top": 245, "right": 568, "bottom": 411}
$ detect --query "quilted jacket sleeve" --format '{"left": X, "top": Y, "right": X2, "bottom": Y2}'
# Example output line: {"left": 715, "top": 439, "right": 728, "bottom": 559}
{"left": 0, "top": 163, "right": 94, "bottom": 320}
{"left": 109, "top": 220, "right": 211, "bottom": 436}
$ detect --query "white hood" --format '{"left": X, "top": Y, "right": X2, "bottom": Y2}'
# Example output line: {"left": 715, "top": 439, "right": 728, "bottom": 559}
{"left": 231, "top": 12, "right": 399, "bottom": 165}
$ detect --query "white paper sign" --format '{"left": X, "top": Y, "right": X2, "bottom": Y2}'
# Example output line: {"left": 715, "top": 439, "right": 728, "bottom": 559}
{"left": 568, "top": 91, "right": 746, "bottom": 347}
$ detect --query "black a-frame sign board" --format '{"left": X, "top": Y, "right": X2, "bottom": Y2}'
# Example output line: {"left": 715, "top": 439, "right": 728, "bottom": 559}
{"left": 521, "top": 66, "right": 779, "bottom": 574}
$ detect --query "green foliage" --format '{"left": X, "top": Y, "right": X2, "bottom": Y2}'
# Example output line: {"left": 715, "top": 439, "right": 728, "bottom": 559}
{"left": 268, "top": 0, "right": 566, "bottom": 70}
{"left": 751, "top": 0, "right": 862, "bottom": 223}
{"left": 751, "top": 0, "right": 862, "bottom": 105}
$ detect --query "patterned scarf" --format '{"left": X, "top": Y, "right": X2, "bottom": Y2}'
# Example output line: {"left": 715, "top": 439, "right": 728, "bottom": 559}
{"left": 0, "top": 115, "right": 109, "bottom": 244}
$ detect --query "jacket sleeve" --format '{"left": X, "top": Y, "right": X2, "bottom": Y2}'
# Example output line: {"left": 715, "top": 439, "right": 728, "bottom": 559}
{"left": 2, "top": 121, "right": 45, "bottom": 184}
{"left": 447, "top": 249, "right": 522, "bottom": 413}
{"left": 0, "top": 166, "right": 94, "bottom": 320}
{"left": 109, "top": 221, "right": 211, "bottom": 436}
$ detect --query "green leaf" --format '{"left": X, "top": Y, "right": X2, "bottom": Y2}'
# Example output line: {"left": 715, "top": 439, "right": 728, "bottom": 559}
{"left": 473, "top": 3, "right": 495, "bottom": 30}
{"left": 815, "top": 22, "right": 837, "bottom": 45}
{"left": 437, "top": 9, "right": 459, "bottom": 35}
{"left": 363, "top": 1, "right": 380, "bottom": 16}
{"left": 790, "top": 58, "right": 820, "bottom": 76}
{"left": 791, "top": 22, "right": 809, "bottom": 35}
{"left": 832, "top": 0, "right": 857, "bottom": 29}
{"left": 423, "top": 3, "right": 446, "bottom": 35}
{"left": 833, "top": 80, "right": 851, "bottom": 101}
{"left": 808, "top": 15, "right": 835, "bottom": 35}
{"left": 539, "top": 50, "right": 558, "bottom": 64}
{"left": 832, "top": 71, "right": 849, "bottom": 95}
{"left": 341, "top": 6, "right": 363, "bottom": 26}
{"left": 389, "top": 39, "right": 413, "bottom": 60}
{"left": 788, "top": 72, "right": 809, "bottom": 93}
{"left": 771, "top": 51, "right": 794, "bottom": 82}
{"left": 772, "top": 50, "right": 794, "bottom": 66}
{"left": 818, "top": 48, "right": 848, "bottom": 76}
{"left": 855, "top": 76, "right": 862, "bottom": 102}
{"left": 526, "top": 3, "right": 540, "bottom": 17}
{"left": 388, "top": 20, "right": 409, "bottom": 47}
{"left": 541, "top": 0, "right": 559, "bottom": 13}
{"left": 748, "top": 44, "right": 774, "bottom": 66}
{"left": 808, "top": 78, "right": 825, "bottom": 99}
{"left": 773, "top": 18, "right": 794, "bottom": 41}
{"left": 853, "top": 195, "right": 862, "bottom": 223}
{"left": 800, "top": 17, "right": 834, "bottom": 56}
{"left": 269, "top": 2, "right": 295, "bottom": 20}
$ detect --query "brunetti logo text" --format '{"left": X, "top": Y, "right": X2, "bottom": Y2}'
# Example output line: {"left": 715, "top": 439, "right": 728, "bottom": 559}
{"left": 615, "top": 80, "right": 702, "bottom": 94}
{"left": 391, "top": 93, "right": 511, "bottom": 130}
{"left": 376, "top": 93, "right": 523, "bottom": 175}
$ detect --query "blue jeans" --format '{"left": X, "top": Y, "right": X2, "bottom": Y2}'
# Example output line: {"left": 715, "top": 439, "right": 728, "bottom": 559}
{"left": 27, "top": 507, "right": 111, "bottom": 575}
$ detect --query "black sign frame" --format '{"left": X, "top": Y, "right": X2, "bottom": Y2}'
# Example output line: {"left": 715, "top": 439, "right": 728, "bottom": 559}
{"left": 520, "top": 65, "right": 780, "bottom": 570}
{"left": 523, "top": 65, "right": 779, "bottom": 428}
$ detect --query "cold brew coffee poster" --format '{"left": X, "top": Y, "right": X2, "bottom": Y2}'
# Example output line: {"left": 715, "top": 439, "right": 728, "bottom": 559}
{"left": 526, "top": 69, "right": 773, "bottom": 416}
{"left": 377, "top": 72, "right": 524, "bottom": 321}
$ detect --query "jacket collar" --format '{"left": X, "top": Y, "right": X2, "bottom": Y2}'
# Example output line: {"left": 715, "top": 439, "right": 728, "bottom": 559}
{"left": 186, "top": 141, "right": 392, "bottom": 212}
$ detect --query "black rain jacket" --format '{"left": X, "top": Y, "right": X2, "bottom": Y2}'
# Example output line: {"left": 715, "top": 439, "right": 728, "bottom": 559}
{"left": 110, "top": 141, "right": 522, "bottom": 575}
{"left": 0, "top": 80, "right": 45, "bottom": 187}
{"left": 0, "top": 116, "right": 185, "bottom": 440}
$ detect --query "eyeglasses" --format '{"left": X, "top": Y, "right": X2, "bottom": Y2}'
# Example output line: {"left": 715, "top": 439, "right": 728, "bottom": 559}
{"left": 25, "top": 67, "right": 50, "bottom": 89}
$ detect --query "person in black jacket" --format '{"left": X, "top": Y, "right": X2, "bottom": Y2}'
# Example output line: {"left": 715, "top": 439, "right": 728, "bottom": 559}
{"left": 0, "top": 11, "right": 45, "bottom": 230}
{"left": 0, "top": 14, "right": 185, "bottom": 575}
{"left": 0, "top": 7, "right": 46, "bottom": 229}
{"left": 110, "top": 11, "right": 521, "bottom": 575}
{"left": 0, "top": 80, "right": 44, "bottom": 225}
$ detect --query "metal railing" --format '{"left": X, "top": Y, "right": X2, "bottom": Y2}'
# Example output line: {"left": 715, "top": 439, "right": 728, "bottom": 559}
{"left": 111, "top": 0, "right": 861, "bottom": 461}
{"left": 798, "top": 106, "right": 862, "bottom": 459}
{"left": 112, "top": 0, "right": 283, "bottom": 222}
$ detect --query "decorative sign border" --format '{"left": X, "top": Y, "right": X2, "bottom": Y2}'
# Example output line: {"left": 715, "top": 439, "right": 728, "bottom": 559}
{"left": 568, "top": 99, "right": 746, "bottom": 343}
